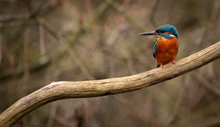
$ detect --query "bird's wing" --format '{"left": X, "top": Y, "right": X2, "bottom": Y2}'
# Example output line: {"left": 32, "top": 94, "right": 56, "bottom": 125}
{"left": 153, "top": 41, "right": 157, "bottom": 58}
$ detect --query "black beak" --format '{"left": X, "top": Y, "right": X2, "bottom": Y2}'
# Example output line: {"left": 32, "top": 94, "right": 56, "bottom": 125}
{"left": 138, "top": 31, "right": 158, "bottom": 36}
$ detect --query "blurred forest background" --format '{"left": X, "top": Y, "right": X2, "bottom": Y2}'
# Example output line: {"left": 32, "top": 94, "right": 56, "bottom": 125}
{"left": 0, "top": 0, "right": 220, "bottom": 127}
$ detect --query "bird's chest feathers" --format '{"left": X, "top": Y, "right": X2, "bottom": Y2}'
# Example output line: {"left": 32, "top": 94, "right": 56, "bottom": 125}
{"left": 157, "top": 37, "right": 178, "bottom": 53}
{"left": 155, "top": 37, "right": 178, "bottom": 64}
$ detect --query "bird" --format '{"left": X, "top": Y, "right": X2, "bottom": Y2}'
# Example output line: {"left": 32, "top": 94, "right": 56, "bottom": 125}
{"left": 139, "top": 24, "right": 179, "bottom": 68}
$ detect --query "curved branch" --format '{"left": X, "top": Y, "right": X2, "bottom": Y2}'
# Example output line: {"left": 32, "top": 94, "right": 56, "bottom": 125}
{"left": 0, "top": 41, "right": 220, "bottom": 127}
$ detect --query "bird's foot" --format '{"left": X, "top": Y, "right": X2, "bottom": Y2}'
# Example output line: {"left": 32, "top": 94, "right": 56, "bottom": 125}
{"left": 171, "top": 60, "right": 176, "bottom": 64}
{"left": 160, "top": 65, "right": 164, "bottom": 68}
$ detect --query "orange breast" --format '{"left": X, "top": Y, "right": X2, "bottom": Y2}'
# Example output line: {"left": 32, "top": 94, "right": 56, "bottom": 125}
{"left": 156, "top": 37, "right": 178, "bottom": 66}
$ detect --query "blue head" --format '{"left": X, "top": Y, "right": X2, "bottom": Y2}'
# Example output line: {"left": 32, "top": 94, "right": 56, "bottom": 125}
{"left": 139, "top": 24, "right": 178, "bottom": 38}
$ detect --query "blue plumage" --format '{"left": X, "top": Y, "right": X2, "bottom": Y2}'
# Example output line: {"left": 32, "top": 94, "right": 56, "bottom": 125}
{"left": 155, "top": 24, "right": 178, "bottom": 38}
{"left": 153, "top": 41, "right": 157, "bottom": 58}
{"left": 159, "top": 33, "right": 174, "bottom": 39}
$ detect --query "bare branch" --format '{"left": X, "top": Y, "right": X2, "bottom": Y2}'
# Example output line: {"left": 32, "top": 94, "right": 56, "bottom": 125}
{"left": 0, "top": 41, "right": 220, "bottom": 127}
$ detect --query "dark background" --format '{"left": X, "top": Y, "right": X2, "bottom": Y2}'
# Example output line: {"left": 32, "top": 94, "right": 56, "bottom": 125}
{"left": 0, "top": 0, "right": 220, "bottom": 127}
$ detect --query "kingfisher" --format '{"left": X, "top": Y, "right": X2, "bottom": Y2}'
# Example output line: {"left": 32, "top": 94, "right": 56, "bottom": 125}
{"left": 139, "top": 24, "right": 179, "bottom": 68}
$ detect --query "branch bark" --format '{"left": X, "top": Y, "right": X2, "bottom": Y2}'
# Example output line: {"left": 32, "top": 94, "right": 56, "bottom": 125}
{"left": 0, "top": 41, "right": 220, "bottom": 127}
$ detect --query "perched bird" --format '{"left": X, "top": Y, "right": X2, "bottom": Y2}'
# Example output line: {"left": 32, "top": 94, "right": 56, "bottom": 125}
{"left": 139, "top": 24, "right": 179, "bottom": 68}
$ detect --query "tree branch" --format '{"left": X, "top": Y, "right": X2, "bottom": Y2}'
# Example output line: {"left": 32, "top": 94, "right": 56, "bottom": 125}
{"left": 0, "top": 41, "right": 220, "bottom": 127}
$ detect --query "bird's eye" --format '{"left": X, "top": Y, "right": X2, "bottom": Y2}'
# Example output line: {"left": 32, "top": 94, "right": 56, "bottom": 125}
{"left": 155, "top": 30, "right": 160, "bottom": 33}
{"left": 156, "top": 30, "right": 164, "bottom": 33}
